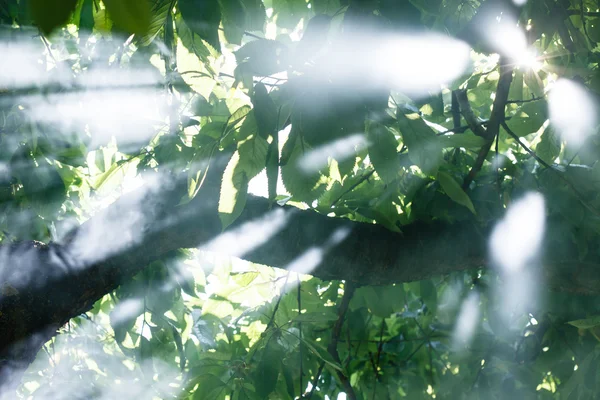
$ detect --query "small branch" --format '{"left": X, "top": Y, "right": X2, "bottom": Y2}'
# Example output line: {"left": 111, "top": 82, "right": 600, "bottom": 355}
{"left": 451, "top": 90, "right": 462, "bottom": 130}
{"left": 501, "top": 121, "right": 600, "bottom": 217}
{"left": 506, "top": 96, "right": 545, "bottom": 104}
{"left": 495, "top": 126, "right": 501, "bottom": 194}
{"left": 297, "top": 277, "right": 303, "bottom": 396}
{"left": 500, "top": 122, "right": 552, "bottom": 169}
{"left": 218, "top": 27, "right": 264, "bottom": 40}
{"left": 327, "top": 282, "right": 357, "bottom": 400}
{"left": 371, "top": 320, "right": 386, "bottom": 399}
{"left": 455, "top": 89, "right": 488, "bottom": 139}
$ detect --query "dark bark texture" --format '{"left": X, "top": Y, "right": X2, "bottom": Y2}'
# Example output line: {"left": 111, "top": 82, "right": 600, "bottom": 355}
{"left": 0, "top": 153, "right": 598, "bottom": 390}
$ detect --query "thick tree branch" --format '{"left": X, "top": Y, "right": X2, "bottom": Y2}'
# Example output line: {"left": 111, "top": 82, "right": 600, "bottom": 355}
{"left": 1, "top": 138, "right": 600, "bottom": 387}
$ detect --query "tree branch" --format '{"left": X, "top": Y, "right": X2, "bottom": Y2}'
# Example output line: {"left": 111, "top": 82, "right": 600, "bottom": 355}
{"left": 1, "top": 134, "right": 600, "bottom": 387}
{"left": 462, "top": 61, "right": 514, "bottom": 189}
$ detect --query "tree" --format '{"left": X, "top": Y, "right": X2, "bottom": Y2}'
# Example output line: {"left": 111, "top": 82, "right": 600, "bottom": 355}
{"left": 1, "top": 0, "right": 600, "bottom": 398}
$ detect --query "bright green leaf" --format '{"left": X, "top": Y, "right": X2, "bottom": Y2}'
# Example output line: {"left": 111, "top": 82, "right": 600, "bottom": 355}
{"left": 367, "top": 121, "right": 399, "bottom": 184}
{"left": 437, "top": 170, "right": 476, "bottom": 214}
{"left": 30, "top": 0, "right": 78, "bottom": 35}
{"left": 104, "top": 0, "right": 151, "bottom": 35}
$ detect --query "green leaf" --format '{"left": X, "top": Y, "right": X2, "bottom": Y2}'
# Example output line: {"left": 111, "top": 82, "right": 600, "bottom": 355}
{"left": 272, "top": 0, "right": 306, "bottom": 29}
{"left": 79, "top": 0, "right": 94, "bottom": 31}
{"left": 567, "top": 316, "right": 600, "bottom": 329}
{"left": 281, "top": 138, "right": 324, "bottom": 202}
{"left": 252, "top": 83, "right": 278, "bottom": 139}
{"left": 310, "top": 0, "right": 340, "bottom": 14}
{"left": 219, "top": 152, "right": 249, "bottom": 229}
{"left": 242, "top": 0, "right": 266, "bottom": 31}
{"left": 524, "top": 69, "right": 544, "bottom": 98}
{"left": 420, "top": 280, "right": 437, "bottom": 315}
{"left": 176, "top": 14, "right": 212, "bottom": 62}
{"left": 507, "top": 100, "right": 548, "bottom": 137}
{"left": 254, "top": 339, "right": 283, "bottom": 398}
{"left": 178, "top": 0, "right": 221, "bottom": 51}
{"left": 191, "top": 374, "right": 228, "bottom": 400}
{"left": 235, "top": 39, "right": 289, "bottom": 76}
{"left": 298, "top": 337, "right": 342, "bottom": 371}
{"left": 139, "top": 0, "right": 173, "bottom": 45}
{"left": 220, "top": 0, "right": 246, "bottom": 44}
{"left": 11, "top": 149, "right": 67, "bottom": 218}
{"left": 396, "top": 108, "right": 442, "bottom": 176}
{"left": 437, "top": 133, "right": 486, "bottom": 150}
{"left": 354, "top": 285, "right": 404, "bottom": 318}
{"left": 110, "top": 298, "right": 143, "bottom": 344}
{"left": 293, "top": 310, "right": 339, "bottom": 323}
{"left": 437, "top": 170, "right": 476, "bottom": 214}
{"left": 587, "top": 18, "right": 600, "bottom": 42}
{"left": 104, "top": 0, "right": 151, "bottom": 35}
{"left": 237, "top": 135, "right": 268, "bottom": 179}
{"left": 202, "top": 297, "right": 235, "bottom": 318}
{"left": 536, "top": 126, "right": 561, "bottom": 165}
{"left": 30, "top": 0, "right": 78, "bottom": 34}
{"left": 367, "top": 121, "right": 399, "bottom": 184}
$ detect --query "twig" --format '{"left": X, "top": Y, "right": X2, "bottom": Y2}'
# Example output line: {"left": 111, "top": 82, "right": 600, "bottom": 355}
{"left": 330, "top": 169, "right": 375, "bottom": 207}
{"left": 305, "top": 282, "right": 357, "bottom": 399}
{"left": 297, "top": 276, "right": 303, "bottom": 396}
{"left": 243, "top": 31, "right": 264, "bottom": 40}
{"left": 495, "top": 123, "right": 501, "bottom": 194}
{"left": 374, "top": 320, "right": 385, "bottom": 375}
{"left": 327, "top": 282, "right": 357, "bottom": 400}
{"left": 506, "top": 96, "right": 545, "bottom": 104}
{"left": 501, "top": 121, "right": 600, "bottom": 217}
{"left": 501, "top": 122, "right": 552, "bottom": 169}
{"left": 371, "top": 320, "right": 386, "bottom": 399}
{"left": 218, "top": 72, "right": 284, "bottom": 87}
{"left": 39, "top": 32, "right": 58, "bottom": 66}
{"left": 455, "top": 89, "right": 488, "bottom": 138}
{"left": 218, "top": 27, "right": 264, "bottom": 40}
{"left": 265, "top": 272, "right": 291, "bottom": 332}
{"left": 368, "top": 351, "right": 379, "bottom": 377}
{"left": 451, "top": 90, "right": 462, "bottom": 130}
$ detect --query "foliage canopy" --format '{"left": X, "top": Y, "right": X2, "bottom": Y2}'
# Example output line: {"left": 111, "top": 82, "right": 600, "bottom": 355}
{"left": 2, "top": 0, "right": 600, "bottom": 399}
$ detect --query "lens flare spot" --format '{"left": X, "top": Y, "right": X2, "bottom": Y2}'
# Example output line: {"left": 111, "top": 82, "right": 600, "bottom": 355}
{"left": 549, "top": 79, "right": 597, "bottom": 147}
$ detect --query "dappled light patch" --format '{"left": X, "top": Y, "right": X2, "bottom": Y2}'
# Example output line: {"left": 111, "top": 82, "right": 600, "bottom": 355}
{"left": 549, "top": 79, "right": 597, "bottom": 147}
{"left": 452, "top": 291, "right": 480, "bottom": 350}
{"left": 490, "top": 192, "right": 546, "bottom": 274}
{"left": 298, "top": 134, "right": 367, "bottom": 174}
{"left": 373, "top": 34, "right": 471, "bottom": 95}
{"left": 490, "top": 192, "right": 545, "bottom": 327}
{"left": 284, "top": 226, "right": 350, "bottom": 276}
{"left": 202, "top": 208, "right": 289, "bottom": 258}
